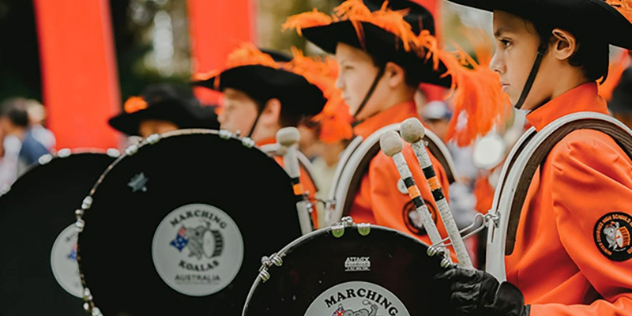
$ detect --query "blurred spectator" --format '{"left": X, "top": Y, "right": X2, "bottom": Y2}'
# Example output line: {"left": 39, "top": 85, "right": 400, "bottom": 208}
{"left": 0, "top": 98, "right": 50, "bottom": 177}
{"left": 25, "top": 99, "right": 56, "bottom": 151}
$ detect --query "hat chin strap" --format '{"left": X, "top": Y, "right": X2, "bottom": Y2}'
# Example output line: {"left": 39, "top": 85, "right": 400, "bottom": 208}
{"left": 351, "top": 65, "right": 386, "bottom": 127}
{"left": 514, "top": 43, "right": 548, "bottom": 110}
{"left": 247, "top": 104, "right": 265, "bottom": 139}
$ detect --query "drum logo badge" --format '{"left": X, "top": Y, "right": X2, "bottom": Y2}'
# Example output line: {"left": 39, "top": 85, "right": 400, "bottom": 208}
{"left": 594, "top": 212, "right": 632, "bottom": 261}
{"left": 304, "top": 281, "right": 410, "bottom": 316}
{"left": 152, "top": 204, "right": 244, "bottom": 296}
{"left": 128, "top": 173, "right": 148, "bottom": 192}
{"left": 345, "top": 257, "right": 370, "bottom": 272}
{"left": 50, "top": 224, "right": 84, "bottom": 298}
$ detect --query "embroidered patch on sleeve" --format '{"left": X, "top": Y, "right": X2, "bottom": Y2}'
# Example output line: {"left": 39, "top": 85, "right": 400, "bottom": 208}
{"left": 594, "top": 212, "right": 632, "bottom": 261}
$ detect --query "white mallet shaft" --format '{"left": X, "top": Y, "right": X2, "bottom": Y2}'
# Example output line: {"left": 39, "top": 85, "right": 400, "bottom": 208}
{"left": 277, "top": 127, "right": 313, "bottom": 235}
{"left": 380, "top": 131, "right": 446, "bottom": 249}
{"left": 400, "top": 117, "right": 473, "bottom": 269}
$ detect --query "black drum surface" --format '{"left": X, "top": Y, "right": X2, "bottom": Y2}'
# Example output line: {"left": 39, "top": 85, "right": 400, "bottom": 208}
{"left": 243, "top": 225, "right": 452, "bottom": 316}
{"left": 77, "top": 130, "right": 302, "bottom": 316}
{"left": 0, "top": 151, "right": 116, "bottom": 316}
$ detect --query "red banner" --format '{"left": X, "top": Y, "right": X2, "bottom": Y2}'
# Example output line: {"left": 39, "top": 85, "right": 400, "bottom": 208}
{"left": 34, "top": 0, "right": 120, "bottom": 150}
{"left": 187, "top": 0, "right": 256, "bottom": 105}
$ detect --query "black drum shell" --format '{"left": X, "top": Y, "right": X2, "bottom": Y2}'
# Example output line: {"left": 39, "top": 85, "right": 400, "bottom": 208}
{"left": 243, "top": 225, "right": 452, "bottom": 316}
{"left": 77, "top": 130, "right": 302, "bottom": 316}
{"left": 0, "top": 152, "right": 115, "bottom": 316}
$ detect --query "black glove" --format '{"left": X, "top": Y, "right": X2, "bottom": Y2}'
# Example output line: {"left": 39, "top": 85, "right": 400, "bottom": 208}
{"left": 433, "top": 267, "right": 530, "bottom": 316}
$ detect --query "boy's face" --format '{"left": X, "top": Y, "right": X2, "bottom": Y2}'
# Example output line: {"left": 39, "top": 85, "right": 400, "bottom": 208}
{"left": 335, "top": 42, "right": 382, "bottom": 119}
{"left": 218, "top": 88, "right": 259, "bottom": 136}
{"left": 490, "top": 10, "right": 553, "bottom": 110}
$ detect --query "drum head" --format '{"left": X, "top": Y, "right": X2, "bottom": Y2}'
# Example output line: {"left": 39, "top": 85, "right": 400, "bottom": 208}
{"left": 243, "top": 224, "right": 451, "bottom": 316}
{"left": 77, "top": 130, "right": 302, "bottom": 316}
{"left": 0, "top": 150, "right": 117, "bottom": 316}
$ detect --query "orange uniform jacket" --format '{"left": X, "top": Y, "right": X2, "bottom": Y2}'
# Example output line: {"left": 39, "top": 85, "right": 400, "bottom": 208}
{"left": 258, "top": 137, "right": 320, "bottom": 228}
{"left": 350, "top": 101, "right": 454, "bottom": 251}
{"left": 506, "top": 83, "right": 632, "bottom": 315}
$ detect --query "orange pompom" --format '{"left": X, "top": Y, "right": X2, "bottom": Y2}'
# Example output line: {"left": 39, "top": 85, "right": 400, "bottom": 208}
{"left": 124, "top": 96, "right": 148, "bottom": 113}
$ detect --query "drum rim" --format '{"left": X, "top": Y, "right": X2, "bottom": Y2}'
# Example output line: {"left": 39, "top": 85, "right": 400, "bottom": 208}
{"left": 0, "top": 148, "right": 120, "bottom": 197}
{"left": 241, "top": 222, "right": 433, "bottom": 315}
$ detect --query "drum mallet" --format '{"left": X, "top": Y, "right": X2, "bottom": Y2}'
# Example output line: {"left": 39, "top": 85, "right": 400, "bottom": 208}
{"left": 400, "top": 117, "right": 473, "bottom": 269}
{"left": 277, "top": 127, "right": 314, "bottom": 235}
{"left": 380, "top": 131, "right": 450, "bottom": 265}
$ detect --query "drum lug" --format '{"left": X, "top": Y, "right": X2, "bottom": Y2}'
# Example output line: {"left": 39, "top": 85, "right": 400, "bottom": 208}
{"left": 82, "top": 196, "right": 93, "bottom": 210}
{"left": 241, "top": 137, "right": 255, "bottom": 148}
{"left": 107, "top": 148, "right": 121, "bottom": 158}
{"left": 258, "top": 253, "right": 285, "bottom": 283}
{"left": 357, "top": 223, "right": 371, "bottom": 236}
{"left": 125, "top": 144, "right": 139, "bottom": 156}
{"left": 75, "top": 219, "right": 85, "bottom": 232}
{"left": 219, "top": 129, "right": 233, "bottom": 139}
{"left": 146, "top": 133, "right": 161, "bottom": 144}
{"left": 57, "top": 148, "right": 72, "bottom": 158}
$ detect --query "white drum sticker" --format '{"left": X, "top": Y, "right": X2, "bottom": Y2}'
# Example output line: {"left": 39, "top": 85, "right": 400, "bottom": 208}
{"left": 152, "top": 203, "right": 244, "bottom": 296}
{"left": 50, "top": 224, "right": 83, "bottom": 298}
{"left": 305, "top": 281, "right": 410, "bottom": 316}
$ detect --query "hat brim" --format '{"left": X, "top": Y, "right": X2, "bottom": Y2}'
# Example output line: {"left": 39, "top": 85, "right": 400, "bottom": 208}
{"left": 192, "top": 65, "right": 326, "bottom": 117}
{"left": 448, "top": 0, "right": 632, "bottom": 49}
{"left": 302, "top": 21, "right": 452, "bottom": 88}
{"left": 108, "top": 102, "right": 205, "bottom": 136}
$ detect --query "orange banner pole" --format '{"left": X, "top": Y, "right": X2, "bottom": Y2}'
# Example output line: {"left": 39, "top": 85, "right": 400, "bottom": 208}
{"left": 187, "top": 0, "right": 256, "bottom": 105}
{"left": 33, "top": 0, "right": 120, "bottom": 150}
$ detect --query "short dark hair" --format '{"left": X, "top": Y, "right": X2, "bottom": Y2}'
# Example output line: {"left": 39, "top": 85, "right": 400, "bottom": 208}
{"left": 0, "top": 97, "right": 30, "bottom": 127}
{"left": 526, "top": 18, "right": 610, "bottom": 82}
{"left": 368, "top": 56, "right": 423, "bottom": 88}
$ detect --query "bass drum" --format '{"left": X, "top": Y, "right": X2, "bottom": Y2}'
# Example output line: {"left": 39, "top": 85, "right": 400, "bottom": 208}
{"left": 0, "top": 149, "right": 118, "bottom": 316}
{"left": 323, "top": 124, "right": 457, "bottom": 227}
{"left": 242, "top": 220, "right": 451, "bottom": 316}
{"left": 76, "top": 129, "right": 302, "bottom": 316}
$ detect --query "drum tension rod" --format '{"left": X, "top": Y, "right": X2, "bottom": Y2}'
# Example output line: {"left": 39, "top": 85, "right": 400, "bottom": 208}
{"left": 430, "top": 212, "right": 499, "bottom": 249}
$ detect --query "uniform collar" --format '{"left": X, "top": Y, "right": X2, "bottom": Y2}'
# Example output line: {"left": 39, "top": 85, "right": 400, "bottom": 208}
{"left": 256, "top": 137, "right": 277, "bottom": 147}
{"left": 353, "top": 101, "right": 418, "bottom": 139}
{"left": 526, "top": 83, "right": 609, "bottom": 132}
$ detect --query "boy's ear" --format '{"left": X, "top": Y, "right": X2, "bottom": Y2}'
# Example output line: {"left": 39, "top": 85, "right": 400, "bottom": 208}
{"left": 385, "top": 61, "right": 406, "bottom": 88}
{"left": 550, "top": 28, "right": 577, "bottom": 61}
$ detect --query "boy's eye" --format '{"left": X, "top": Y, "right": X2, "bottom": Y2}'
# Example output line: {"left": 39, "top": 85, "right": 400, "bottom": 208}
{"left": 499, "top": 39, "right": 511, "bottom": 48}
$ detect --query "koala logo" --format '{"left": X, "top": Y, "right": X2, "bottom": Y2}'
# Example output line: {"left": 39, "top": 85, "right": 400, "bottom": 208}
{"left": 170, "top": 221, "right": 224, "bottom": 259}
{"left": 335, "top": 301, "right": 380, "bottom": 316}
{"left": 604, "top": 222, "right": 631, "bottom": 250}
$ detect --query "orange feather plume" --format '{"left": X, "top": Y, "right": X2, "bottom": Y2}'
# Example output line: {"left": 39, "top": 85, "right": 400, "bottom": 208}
{"left": 442, "top": 28, "right": 511, "bottom": 146}
{"left": 606, "top": 0, "right": 632, "bottom": 23}
{"left": 284, "top": 0, "right": 510, "bottom": 146}
{"left": 192, "top": 43, "right": 281, "bottom": 90}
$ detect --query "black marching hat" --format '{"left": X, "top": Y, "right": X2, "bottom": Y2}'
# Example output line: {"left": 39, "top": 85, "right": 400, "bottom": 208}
{"left": 297, "top": 0, "right": 451, "bottom": 88}
{"left": 446, "top": 0, "right": 632, "bottom": 49}
{"left": 609, "top": 67, "right": 632, "bottom": 113}
{"left": 191, "top": 46, "right": 326, "bottom": 118}
{"left": 108, "top": 83, "right": 219, "bottom": 136}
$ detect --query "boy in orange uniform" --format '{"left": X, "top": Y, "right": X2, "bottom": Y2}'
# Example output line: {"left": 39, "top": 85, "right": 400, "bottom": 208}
{"left": 193, "top": 44, "right": 347, "bottom": 229}
{"left": 285, "top": 0, "right": 506, "bottom": 249}
{"left": 435, "top": 0, "right": 632, "bottom": 315}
